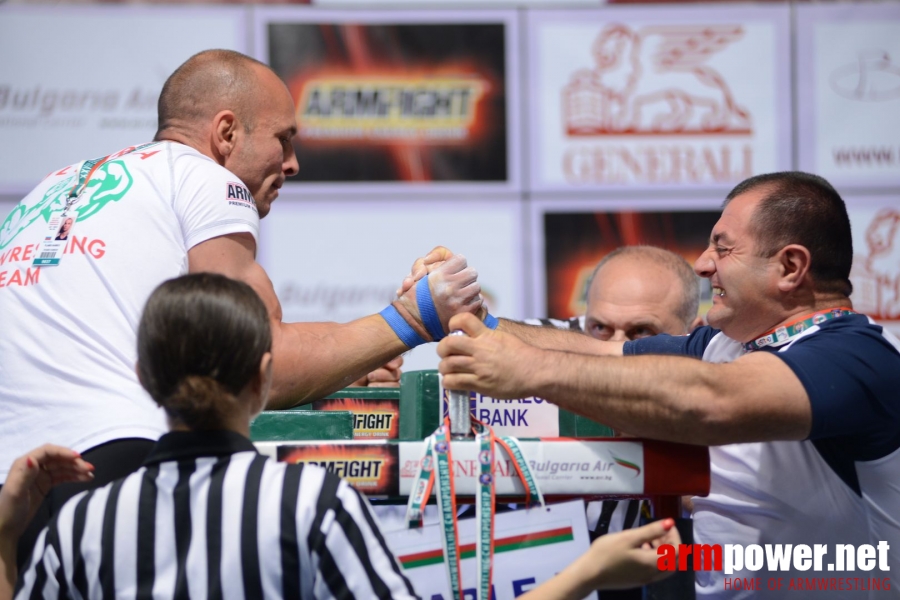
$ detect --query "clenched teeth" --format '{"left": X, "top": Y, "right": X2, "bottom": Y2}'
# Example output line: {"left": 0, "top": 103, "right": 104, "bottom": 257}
{"left": 713, "top": 287, "right": 725, "bottom": 297}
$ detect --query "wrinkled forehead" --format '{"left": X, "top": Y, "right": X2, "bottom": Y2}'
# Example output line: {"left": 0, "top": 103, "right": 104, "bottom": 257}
{"left": 589, "top": 257, "right": 682, "bottom": 308}
{"left": 712, "top": 190, "right": 764, "bottom": 245}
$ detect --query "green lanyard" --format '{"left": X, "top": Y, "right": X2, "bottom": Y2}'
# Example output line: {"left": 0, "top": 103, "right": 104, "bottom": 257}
{"left": 743, "top": 308, "right": 856, "bottom": 352}
{"left": 405, "top": 419, "right": 544, "bottom": 600}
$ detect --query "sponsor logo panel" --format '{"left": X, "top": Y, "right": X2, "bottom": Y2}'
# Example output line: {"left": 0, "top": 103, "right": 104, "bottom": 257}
{"left": 530, "top": 10, "right": 788, "bottom": 189}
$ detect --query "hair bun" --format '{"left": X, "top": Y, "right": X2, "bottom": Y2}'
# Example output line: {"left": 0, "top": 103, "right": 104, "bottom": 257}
{"left": 165, "top": 375, "right": 236, "bottom": 430}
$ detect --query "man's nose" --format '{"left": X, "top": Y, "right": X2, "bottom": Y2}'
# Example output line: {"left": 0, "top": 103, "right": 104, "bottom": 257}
{"left": 694, "top": 249, "right": 715, "bottom": 278}
{"left": 610, "top": 329, "right": 629, "bottom": 342}
{"left": 284, "top": 149, "right": 299, "bottom": 177}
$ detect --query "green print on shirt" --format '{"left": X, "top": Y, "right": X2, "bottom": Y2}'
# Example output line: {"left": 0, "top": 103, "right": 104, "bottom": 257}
{"left": 0, "top": 160, "right": 134, "bottom": 251}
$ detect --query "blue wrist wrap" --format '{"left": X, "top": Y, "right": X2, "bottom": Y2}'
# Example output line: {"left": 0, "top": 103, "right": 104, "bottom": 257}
{"left": 379, "top": 305, "right": 427, "bottom": 348}
{"left": 416, "top": 274, "right": 446, "bottom": 341}
{"left": 483, "top": 313, "right": 499, "bottom": 329}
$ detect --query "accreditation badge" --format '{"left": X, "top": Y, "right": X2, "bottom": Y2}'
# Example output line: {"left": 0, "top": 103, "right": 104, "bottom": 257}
{"left": 32, "top": 211, "right": 78, "bottom": 267}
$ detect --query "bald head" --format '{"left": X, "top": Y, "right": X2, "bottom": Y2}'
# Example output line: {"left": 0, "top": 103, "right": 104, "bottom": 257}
{"left": 155, "top": 49, "right": 272, "bottom": 139}
{"left": 584, "top": 246, "right": 701, "bottom": 341}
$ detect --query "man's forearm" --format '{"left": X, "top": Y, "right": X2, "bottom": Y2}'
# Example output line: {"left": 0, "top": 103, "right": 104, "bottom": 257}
{"left": 498, "top": 318, "right": 623, "bottom": 355}
{"left": 266, "top": 315, "right": 409, "bottom": 409}
{"left": 528, "top": 350, "right": 809, "bottom": 445}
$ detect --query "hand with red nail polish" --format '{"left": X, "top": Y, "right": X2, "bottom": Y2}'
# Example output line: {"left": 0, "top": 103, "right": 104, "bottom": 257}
{"left": 1, "top": 445, "right": 94, "bottom": 597}
{"left": 519, "top": 518, "right": 681, "bottom": 599}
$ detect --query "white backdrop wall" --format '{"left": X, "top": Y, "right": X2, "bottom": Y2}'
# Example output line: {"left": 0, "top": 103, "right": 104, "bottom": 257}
{"left": 1, "top": 3, "right": 898, "bottom": 368}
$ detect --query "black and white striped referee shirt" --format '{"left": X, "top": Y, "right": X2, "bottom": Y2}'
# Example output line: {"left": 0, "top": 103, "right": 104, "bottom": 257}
{"left": 16, "top": 430, "right": 419, "bottom": 600}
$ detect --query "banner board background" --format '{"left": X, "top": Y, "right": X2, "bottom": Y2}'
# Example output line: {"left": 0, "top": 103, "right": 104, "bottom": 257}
{"left": 530, "top": 198, "right": 719, "bottom": 319}
{"left": 796, "top": 4, "right": 900, "bottom": 190}
{"left": 256, "top": 194, "right": 525, "bottom": 371}
{"left": 255, "top": 8, "right": 521, "bottom": 193}
{"left": 0, "top": 7, "right": 247, "bottom": 191}
{"left": 527, "top": 6, "right": 791, "bottom": 191}
{"left": 847, "top": 195, "right": 900, "bottom": 337}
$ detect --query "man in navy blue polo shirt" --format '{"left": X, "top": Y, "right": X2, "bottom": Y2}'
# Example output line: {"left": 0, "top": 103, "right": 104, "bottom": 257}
{"left": 438, "top": 172, "right": 900, "bottom": 599}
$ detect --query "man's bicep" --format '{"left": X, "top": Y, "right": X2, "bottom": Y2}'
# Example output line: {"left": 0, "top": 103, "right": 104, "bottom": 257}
{"left": 723, "top": 352, "right": 812, "bottom": 441}
{"left": 187, "top": 233, "right": 283, "bottom": 321}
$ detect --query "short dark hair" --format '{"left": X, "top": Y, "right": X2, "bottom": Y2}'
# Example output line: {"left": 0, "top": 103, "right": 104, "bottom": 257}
{"left": 137, "top": 273, "right": 272, "bottom": 430}
{"left": 726, "top": 172, "right": 853, "bottom": 296}
{"left": 587, "top": 245, "right": 700, "bottom": 329}
{"left": 155, "top": 49, "right": 269, "bottom": 138}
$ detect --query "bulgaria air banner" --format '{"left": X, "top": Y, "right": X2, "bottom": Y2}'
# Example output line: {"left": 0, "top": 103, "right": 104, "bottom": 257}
{"left": 0, "top": 6, "right": 247, "bottom": 193}
{"left": 254, "top": 8, "right": 520, "bottom": 193}
{"left": 526, "top": 5, "right": 791, "bottom": 190}
{"left": 384, "top": 500, "right": 597, "bottom": 600}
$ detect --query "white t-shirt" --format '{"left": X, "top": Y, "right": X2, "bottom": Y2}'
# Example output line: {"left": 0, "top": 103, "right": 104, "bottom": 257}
{"left": 0, "top": 142, "right": 260, "bottom": 483}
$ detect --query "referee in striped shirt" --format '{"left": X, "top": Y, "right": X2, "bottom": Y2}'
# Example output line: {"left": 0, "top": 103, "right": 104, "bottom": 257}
{"left": 16, "top": 273, "right": 418, "bottom": 600}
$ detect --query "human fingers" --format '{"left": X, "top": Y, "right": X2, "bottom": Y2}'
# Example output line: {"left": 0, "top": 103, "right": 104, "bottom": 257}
{"left": 367, "top": 368, "right": 401, "bottom": 385}
{"left": 29, "top": 445, "right": 95, "bottom": 484}
{"left": 397, "top": 247, "right": 453, "bottom": 296}
{"left": 383, "top": 355, "right": 404, "bottom": 371}
{"left": 430, "top": 257, "right": 485, "bottom": 331}
{"left": 431, "top": 253, "right": 468, "bottom": 277}
{"left": 410, "top": 246, "right": 454, "bottom": 280}
{"left": 621, "top": 519, "right": 676, "bottom": 548}
{"left": 424, "top": 246, "right": 454, "bottom": 264}
{"left": 448, "top": 313, "right": 489, "bottom": 337}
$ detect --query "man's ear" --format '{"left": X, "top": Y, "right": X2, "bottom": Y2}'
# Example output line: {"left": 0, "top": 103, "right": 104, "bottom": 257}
{"left": 212, "top": 110, "right": 239, "bottom": 159}
{"left": 776, "top": 244, "right": 812, "bottom": 293}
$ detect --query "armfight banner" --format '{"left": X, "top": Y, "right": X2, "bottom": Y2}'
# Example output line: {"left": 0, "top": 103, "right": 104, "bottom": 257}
{"left": 531, "top": 199, "right": 720, "bottom": 319}
{"left": 254, "top": 8, "right": 520, "bottom": 193}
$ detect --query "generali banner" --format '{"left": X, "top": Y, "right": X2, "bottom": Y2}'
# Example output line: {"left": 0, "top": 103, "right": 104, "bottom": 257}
{"left": 796, "top": 4, "right": 900, "bottom": 189}
{"left": 527, "top": 6, "right": 791, "bottom": 191}
{"left": 0, "top": 7, "right": 247, "bottom": 193}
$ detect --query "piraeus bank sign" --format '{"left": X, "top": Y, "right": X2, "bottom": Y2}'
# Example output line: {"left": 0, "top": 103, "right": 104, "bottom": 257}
{"left": 529, "top": 8, "right": 790, "bottom": 189}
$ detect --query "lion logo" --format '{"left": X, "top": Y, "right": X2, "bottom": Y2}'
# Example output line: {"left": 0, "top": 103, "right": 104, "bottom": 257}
{"left": 564, "top": 24, "right": 752, "bottom": 135}
{"left": 851, "top": 208, "right": 900, "bottom": 319}
{"left": 0, "top": 160, "right": 134, "bottom": 251}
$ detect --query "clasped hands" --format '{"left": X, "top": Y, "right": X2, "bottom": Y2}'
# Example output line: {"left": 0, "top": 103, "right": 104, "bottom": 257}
{"left": 394, "top": 247, "right": 535, "bottom": 399}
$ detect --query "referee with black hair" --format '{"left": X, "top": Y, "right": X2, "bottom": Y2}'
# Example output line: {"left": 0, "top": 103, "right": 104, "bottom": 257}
{"left": 14, "top": 273, "right": 417, "bottom": 599}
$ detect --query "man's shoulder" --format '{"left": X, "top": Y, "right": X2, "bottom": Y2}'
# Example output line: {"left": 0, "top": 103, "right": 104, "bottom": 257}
{"left": 624, "top": 325, "right": 725, "bottom": 359}
{"left": 785, "top": 313, "right": 900, "bottom": 357}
